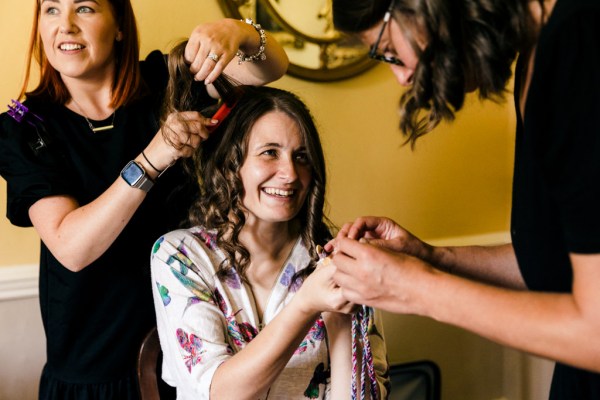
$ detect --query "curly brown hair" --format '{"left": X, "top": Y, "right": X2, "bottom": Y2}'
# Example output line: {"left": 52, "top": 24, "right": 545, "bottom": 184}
{"left": 333, "top": 0, "right": 541, "bottom": 146}
{"left": 162, "top": 41, "right": 332, "bottom": 282}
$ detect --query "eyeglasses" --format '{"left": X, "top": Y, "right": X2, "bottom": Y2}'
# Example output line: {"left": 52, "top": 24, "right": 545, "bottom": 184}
{"left": 369, "top": 1, "right": 403, "bottom": 66}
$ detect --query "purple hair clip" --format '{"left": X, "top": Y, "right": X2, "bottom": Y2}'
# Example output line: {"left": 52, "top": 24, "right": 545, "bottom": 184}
{"left": 7, "top": 99, "right": 49, "bottom": 153}
{"left": 8, "top": 99, "right": 44, "bottom": 124}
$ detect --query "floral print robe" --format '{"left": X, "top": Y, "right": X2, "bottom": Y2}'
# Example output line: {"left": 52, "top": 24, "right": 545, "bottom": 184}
{"left": 150, "top": 227, "right": 388, "bottom": 400}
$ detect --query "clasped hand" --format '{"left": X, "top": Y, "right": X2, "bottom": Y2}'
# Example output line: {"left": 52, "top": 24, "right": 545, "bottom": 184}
{"left": 325, "top": 216, "right": 437, "bottom": 315}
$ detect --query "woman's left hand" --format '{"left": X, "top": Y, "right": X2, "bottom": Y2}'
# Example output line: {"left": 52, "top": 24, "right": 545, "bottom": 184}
{"left": 185, "top": 19, "right": 245, "bottom": 83}
{"left": 294, "top": 260, "right": 356, "bottom": 316}
{"left": 184, "top": 18, "right": 289, "bottom": 86}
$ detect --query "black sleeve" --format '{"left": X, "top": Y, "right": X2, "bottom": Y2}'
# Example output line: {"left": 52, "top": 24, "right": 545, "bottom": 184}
{"left": 0, "top": 112, "right": 72, "bottom": 227}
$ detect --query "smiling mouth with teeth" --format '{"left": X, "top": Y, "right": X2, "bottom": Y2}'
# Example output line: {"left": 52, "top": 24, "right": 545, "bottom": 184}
{"left": 263, "top": 188, "right": 295, "bottom": 197}
{"left": 60, "top": 44, "right": 84, "bottom": 51}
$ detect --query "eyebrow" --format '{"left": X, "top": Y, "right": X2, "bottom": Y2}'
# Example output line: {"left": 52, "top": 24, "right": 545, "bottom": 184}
{"left": 252, "top": 142, "right": 281, "bottom": 151}
{"left": 255, "top": 143, "right": 307, "bottom": 151}
{"left": 41, "top": 0, "right": 100, "bottom": 3}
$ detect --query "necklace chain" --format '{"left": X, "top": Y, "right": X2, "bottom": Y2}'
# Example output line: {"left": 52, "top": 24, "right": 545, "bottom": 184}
{"left": 71, "top": 98, "right": 116, "bottom": 133}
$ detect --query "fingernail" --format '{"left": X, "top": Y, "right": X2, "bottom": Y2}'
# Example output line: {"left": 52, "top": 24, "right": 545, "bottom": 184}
{"left": 210, "top": 119, "right": 219, "bottom": 124}
{"left": 316, "top": 245, "right": 328, "bottom": 259}
{"left": 359, "top": 238, "right": 368, "bottom": 244}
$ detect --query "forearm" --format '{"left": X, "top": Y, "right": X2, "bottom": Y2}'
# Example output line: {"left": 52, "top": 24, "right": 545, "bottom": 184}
{"left": 422, "top": 267, "right": 600, "bottom": 371}
{"left": 323, "top": 313, "right": 352, "bottom": 399}
{"left": 431, "top": 243, "right": 526, "bottom": 289}
{"left": 335, "top": 233, "right": 600, "bottom": 372}
{"left": 30, "top": 169, "right": 147, "bottom": 271}
{"left": 210, "top": 297, "right": 320, "bottom": 399}
{"left": 225, "top": 20, "right": 289, "bottom": 85}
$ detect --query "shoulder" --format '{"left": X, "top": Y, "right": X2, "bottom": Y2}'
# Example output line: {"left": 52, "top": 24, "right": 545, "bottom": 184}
{"left": 152, "top": 227, "right": 213, "bottom": 255}
{"left": 139, "top": 50, "right": 169, "bottom": 95}
{"left": 151, "top": 227, "right": 224, "bottom": 294}
{"left": 152, "top": 227, "right": 221, "bottom": 274}
{"left": 534, "top": 0, "right": 600, "bottom": 81}
{"left": 543, "top": 0, "right": 600, "bottom": 37}
{"left": 0, "top": 111, "right": 16, "bottom": 138}
{"left": 0, "top": 98, "right": 66, "bottom": 159}
{"left": 0, "top": 100, "right": 74, "bottom": 227}
{"left": 553, "top": 0, "right": 600, "bottom": 17}
{"left": 1, "top": 99, "right": 44, "bottom": 134}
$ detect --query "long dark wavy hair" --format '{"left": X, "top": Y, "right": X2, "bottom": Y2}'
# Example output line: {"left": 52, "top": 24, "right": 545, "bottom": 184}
{"left": 332, "top": 0, "right": 542, "bottom": 146}
{"left": 162, "top": 41, "right": 332, "bottom": 282}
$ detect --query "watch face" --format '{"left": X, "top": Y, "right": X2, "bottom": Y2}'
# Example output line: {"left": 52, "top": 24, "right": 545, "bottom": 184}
{"left": 122, "top": 161, "right": 144, "bottom": 185}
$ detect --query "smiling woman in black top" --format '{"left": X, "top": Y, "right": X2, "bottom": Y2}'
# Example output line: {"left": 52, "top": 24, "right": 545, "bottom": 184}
{"left": 0, "top": 1, "right": 288, "bottom": 398}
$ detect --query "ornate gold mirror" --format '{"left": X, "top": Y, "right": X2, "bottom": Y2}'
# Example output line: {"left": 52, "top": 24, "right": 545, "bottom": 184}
{"left": 218, "top": 0, "right": 377, "bottom": 82}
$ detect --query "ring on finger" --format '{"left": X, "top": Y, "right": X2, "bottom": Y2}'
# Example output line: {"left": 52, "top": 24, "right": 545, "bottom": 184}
{"left": 207, "top": 52, "right": 220, "bottom": 62}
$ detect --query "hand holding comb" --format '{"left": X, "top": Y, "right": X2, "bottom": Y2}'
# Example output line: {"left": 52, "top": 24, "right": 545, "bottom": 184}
{"left": 207, "top": 75, "right": 245, "bottom": 132}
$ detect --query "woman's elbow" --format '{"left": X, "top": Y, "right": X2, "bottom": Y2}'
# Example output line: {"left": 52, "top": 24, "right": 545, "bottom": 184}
{"left": 50, "top": 249, "right": 94, "bottom": 272}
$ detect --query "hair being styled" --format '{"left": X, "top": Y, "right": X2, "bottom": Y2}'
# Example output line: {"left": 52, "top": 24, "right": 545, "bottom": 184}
{"left": 163, "top": 41, "right": 332, "bottom": 282}
{"left": 21, "top": 0, "right": 141, "bottom": 108}
{"left": 332, "top": 0, "right": 540, "bottom": 146}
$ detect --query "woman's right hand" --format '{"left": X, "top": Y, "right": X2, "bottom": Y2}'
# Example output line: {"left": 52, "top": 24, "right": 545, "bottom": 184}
{"left": 327, "top": 216, "right": 435, "bottom": 263}
{"left": 139, "top": 111, "right": 217, "bottom": 177}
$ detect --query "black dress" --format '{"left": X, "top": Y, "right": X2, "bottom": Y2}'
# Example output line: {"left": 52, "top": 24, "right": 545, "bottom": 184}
{"left": 511, "top": 0, "right": 600, "bottom": 398}
{"left": 0, "top": 51, "right": 214, "bottom": 399}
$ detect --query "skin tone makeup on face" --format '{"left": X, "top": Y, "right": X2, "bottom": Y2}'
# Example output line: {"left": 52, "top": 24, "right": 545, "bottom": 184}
{"left": 360, "top": 14, "right": 422, "bottom": 86}
{"left": 239, "top": 111, "right": 312, "bottom": 229}
{"left": 38, "top": 0, "right": 122, "bottom": 86}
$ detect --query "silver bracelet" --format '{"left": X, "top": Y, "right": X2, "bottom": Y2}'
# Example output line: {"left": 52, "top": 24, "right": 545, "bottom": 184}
{"left": 236, "top": 18, "right": 267, "bottom": 64}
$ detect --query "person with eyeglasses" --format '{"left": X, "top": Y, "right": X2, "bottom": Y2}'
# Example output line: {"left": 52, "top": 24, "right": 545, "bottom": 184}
{"left": 365, "top": 1, "right": 419, "bottom": 85}
{"left": 328, "top": 0, "right": 600, "bottom": 399}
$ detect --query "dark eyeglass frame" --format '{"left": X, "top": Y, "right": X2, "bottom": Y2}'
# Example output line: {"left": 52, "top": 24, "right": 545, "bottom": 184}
{"left": 369, "top": 0, "right": 403, "bottom": 66}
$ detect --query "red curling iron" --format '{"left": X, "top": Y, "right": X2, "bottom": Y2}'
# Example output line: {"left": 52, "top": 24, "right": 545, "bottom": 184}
{"left": 207, "top": 75, "right": 245, "bottom": 132}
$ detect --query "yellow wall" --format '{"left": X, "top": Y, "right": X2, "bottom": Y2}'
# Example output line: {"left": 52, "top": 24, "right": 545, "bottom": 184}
{"left": 0, "top": 0, "right": 515, "bottom": 267}
{"left": 0, "top": 2, "right": 41, "bottom": 266}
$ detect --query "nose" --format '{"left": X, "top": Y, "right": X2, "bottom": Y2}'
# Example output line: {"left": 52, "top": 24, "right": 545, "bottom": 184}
{"left": 391, "top": 65, "right": 414, "bottom": 87}
{"left": 278, "top": 157, "right": 299, "bottom": 182}
{"left": 59, "top": 11, "right": 78, "bottom": 34}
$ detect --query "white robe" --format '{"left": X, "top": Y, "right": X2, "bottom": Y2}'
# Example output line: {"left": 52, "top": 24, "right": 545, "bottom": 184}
{"left": 151, "top": 226, "right": 388, "bottom": 399}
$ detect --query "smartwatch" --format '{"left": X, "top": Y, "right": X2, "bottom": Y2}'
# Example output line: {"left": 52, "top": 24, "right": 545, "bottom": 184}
{"left": 120, "top": 160, "right": 154, "bottom": 192}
